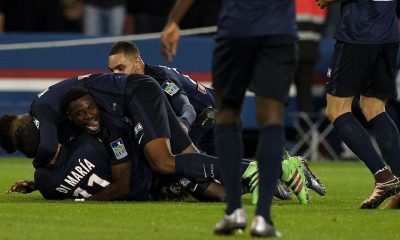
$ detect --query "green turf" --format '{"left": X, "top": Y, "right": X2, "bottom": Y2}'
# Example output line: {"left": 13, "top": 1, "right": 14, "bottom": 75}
{"left": 0, "top": 157, "right": 399, "bottom": 240}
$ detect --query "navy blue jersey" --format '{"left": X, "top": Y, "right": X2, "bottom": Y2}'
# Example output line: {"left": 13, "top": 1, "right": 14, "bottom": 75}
{"left": 30, "top": 73, "right": 146, "bottom": 168}
{"left": 32, "top": 73, "right": 128, "bottom": 121}
{"left": 217, "top": 0, "right": 297, "bottom": 38}
{"left": 30, "top": 72, "right": 187, "bottom": 169}
{"left": 34, "top": 133, "right": 113, "bottom": 200}
{"left": 96, "top": 112, "right": 133, "bottom": 165}
{"left": 59, "top": 111, "right": 134, "bottom": 166}
{"left": 336, "top": 0, "right": 399, "bottom": 44}
{"left": 34, "top": 133, "right": 156, "bottom": 200}
{"left": 78, "top": 112, "right": 156, "bottom": 199}
{"left": 144, "top": 64, "right": 216, "bottom": 113}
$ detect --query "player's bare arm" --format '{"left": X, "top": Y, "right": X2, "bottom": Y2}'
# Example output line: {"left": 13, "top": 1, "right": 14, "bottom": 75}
{"left": 87, "top": 161, "right": 132, "bottom": 201}
{"left": 7, "top": 180, "right": 36, "bottom": 194}
{"left": 161, "top": 0, "right": 195, "bottom": 62}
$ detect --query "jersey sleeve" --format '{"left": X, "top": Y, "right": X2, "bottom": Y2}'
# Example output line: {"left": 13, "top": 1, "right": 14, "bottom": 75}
{"left": 31, "top": 103, "right": 59, "bottom": 168}
{"left": 170, "top": 94, "right": 197, "bottom": 127}
{"left": 34, "top": 166, "right": 63, "bottom": 200}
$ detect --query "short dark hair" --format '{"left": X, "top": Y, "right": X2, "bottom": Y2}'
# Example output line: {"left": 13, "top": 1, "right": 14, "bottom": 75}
{"left": 60, "top": 85, "right": 92, "bottom": 112}
{"left": 15, "top": 121, "right": 39, "bottom": 158}
{"left": 108, "top": 41, "right": 140, "bottom": 56}
{"left": 0, "top": 114, "right": 18, "bottom": 153}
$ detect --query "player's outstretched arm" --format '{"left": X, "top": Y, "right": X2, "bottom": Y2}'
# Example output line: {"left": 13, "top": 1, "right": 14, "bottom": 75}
{"left": 86, "top": 161, "right": 132, "bottom": 201}
{"left": 7, "top": 180, "right": 36, "bottom": 194}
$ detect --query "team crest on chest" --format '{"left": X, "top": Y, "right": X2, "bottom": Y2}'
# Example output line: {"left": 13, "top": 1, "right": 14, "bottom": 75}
{"left": 162, "top": 80, "right": 179, "bottom": 96}
{"left": 110, "top": 138, "right": 128, "bottom": 160}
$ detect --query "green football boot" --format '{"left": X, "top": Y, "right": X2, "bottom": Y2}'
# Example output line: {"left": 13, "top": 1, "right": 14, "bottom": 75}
{"left": 281, "top": 156, "right": 309, "bottom": 204}
{"left": 283, "top": 151, "right": 326, "bottom": 196}
{"left": 242, "top": 161, "right": 259, "bottom": 205}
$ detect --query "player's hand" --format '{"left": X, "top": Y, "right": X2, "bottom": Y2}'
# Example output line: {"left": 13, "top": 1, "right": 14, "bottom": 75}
{"left": 180, "top": 122, "right": 189, "bottom": 134}
{"left": 6, "top": 180, "right": 36, "bottom": 194}
{"left": 161, "top": 22, "right": 180, "bottom": 62}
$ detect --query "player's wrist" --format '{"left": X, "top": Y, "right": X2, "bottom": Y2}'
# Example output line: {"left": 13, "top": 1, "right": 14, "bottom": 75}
{"left": 25, "top": 180, "right": 37, "bottom": 193}
{"left": 179, "top": 118, "right": 190, "bottom": 129}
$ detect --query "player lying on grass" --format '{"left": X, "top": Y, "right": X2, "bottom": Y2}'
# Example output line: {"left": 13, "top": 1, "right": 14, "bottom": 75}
{"left": 4, "top": 117, "right": 309, "bottom": 203}
{"left": 3, "top": 86, "right": 311, "bottom": 203}
{"left": 4, "top": 96, "right": 304, "bottom": 202}
{"left": 0, "top": 74, "right": 322, "bottom": 202}
{"left": 3, "top": 85, "right": 323, "bottom": 203}
{"left": 0, "top": 73, "right": 234, "bottom": 183}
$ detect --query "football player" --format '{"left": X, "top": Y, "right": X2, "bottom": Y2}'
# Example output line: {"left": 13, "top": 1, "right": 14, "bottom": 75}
{"left": 108, "top": 41, "right": 216, "bottom": 154}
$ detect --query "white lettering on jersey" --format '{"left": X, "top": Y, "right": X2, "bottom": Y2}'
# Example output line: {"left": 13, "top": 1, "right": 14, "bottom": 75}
{"left": 56, "top": 158, "right": 95, "bottom": 190}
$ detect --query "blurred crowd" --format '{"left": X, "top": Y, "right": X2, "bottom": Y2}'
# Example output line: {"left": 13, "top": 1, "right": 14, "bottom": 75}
{"left": 0, "top": 0, "right": 221, "bottom": 35}
{"left": 0, "top": 0, "right": 339, "bottom": 38}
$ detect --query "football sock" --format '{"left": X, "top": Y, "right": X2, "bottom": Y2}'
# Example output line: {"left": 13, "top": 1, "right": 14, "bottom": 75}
{"left": 333, "top": 112, "right": 386, "bottom": 174}
{"left": 214, "top": 123, "right": 243, "bottom": 215}
{"left": 175, "top": 152, "right": 220, "bottom": 179}
{"left": 255, "top": 125, "right": 285, "bottom": 223}
{"left": 369, "top": 112, "right": 400, "bottom": 177}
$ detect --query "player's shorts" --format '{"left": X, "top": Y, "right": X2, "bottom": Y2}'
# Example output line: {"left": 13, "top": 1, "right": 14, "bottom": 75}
{"left": 212, "top": 36, "right": 297, "bottom": 103}
{"left": 125, "top": 75, "right": 191, "bottom": 153}
{"left": 326, "top": 41, "right": 399, "bottom": 99}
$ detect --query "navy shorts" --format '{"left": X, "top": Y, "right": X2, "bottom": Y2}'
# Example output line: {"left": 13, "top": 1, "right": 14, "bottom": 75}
{"left": 326, "top": 41, "right": 399, "bottom": 99}
{"left": 125, "top": 75, "right": 192, "bottom": 153}
{"left": 212, "top": 36, "right": 297, "bottom": 103}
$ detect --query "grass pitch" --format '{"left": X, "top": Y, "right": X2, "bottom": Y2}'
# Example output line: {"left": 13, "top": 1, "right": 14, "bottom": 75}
{"left": 0, "top": 157, "right": 399, "bottom": 240}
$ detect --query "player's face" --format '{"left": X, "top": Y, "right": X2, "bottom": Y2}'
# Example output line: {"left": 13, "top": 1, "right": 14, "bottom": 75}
{"left": 67, "top": 94, "right": 101, "bottom": 134}
{"left": 108, "top": 52, "right": 138, "bottom": 74}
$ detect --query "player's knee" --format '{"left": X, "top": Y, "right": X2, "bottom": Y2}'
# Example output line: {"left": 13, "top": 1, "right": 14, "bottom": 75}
{"left": 359, "top": 98, "right": 385, "bottom": 121}
{"left": 325, "top": 103, "right": 349, "bottom": 123}
{"left": 216, "top": 99, "right": 241, "bottom": 124}
{"left": 324, "top": 108, "right": 336, "bottom": 123}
